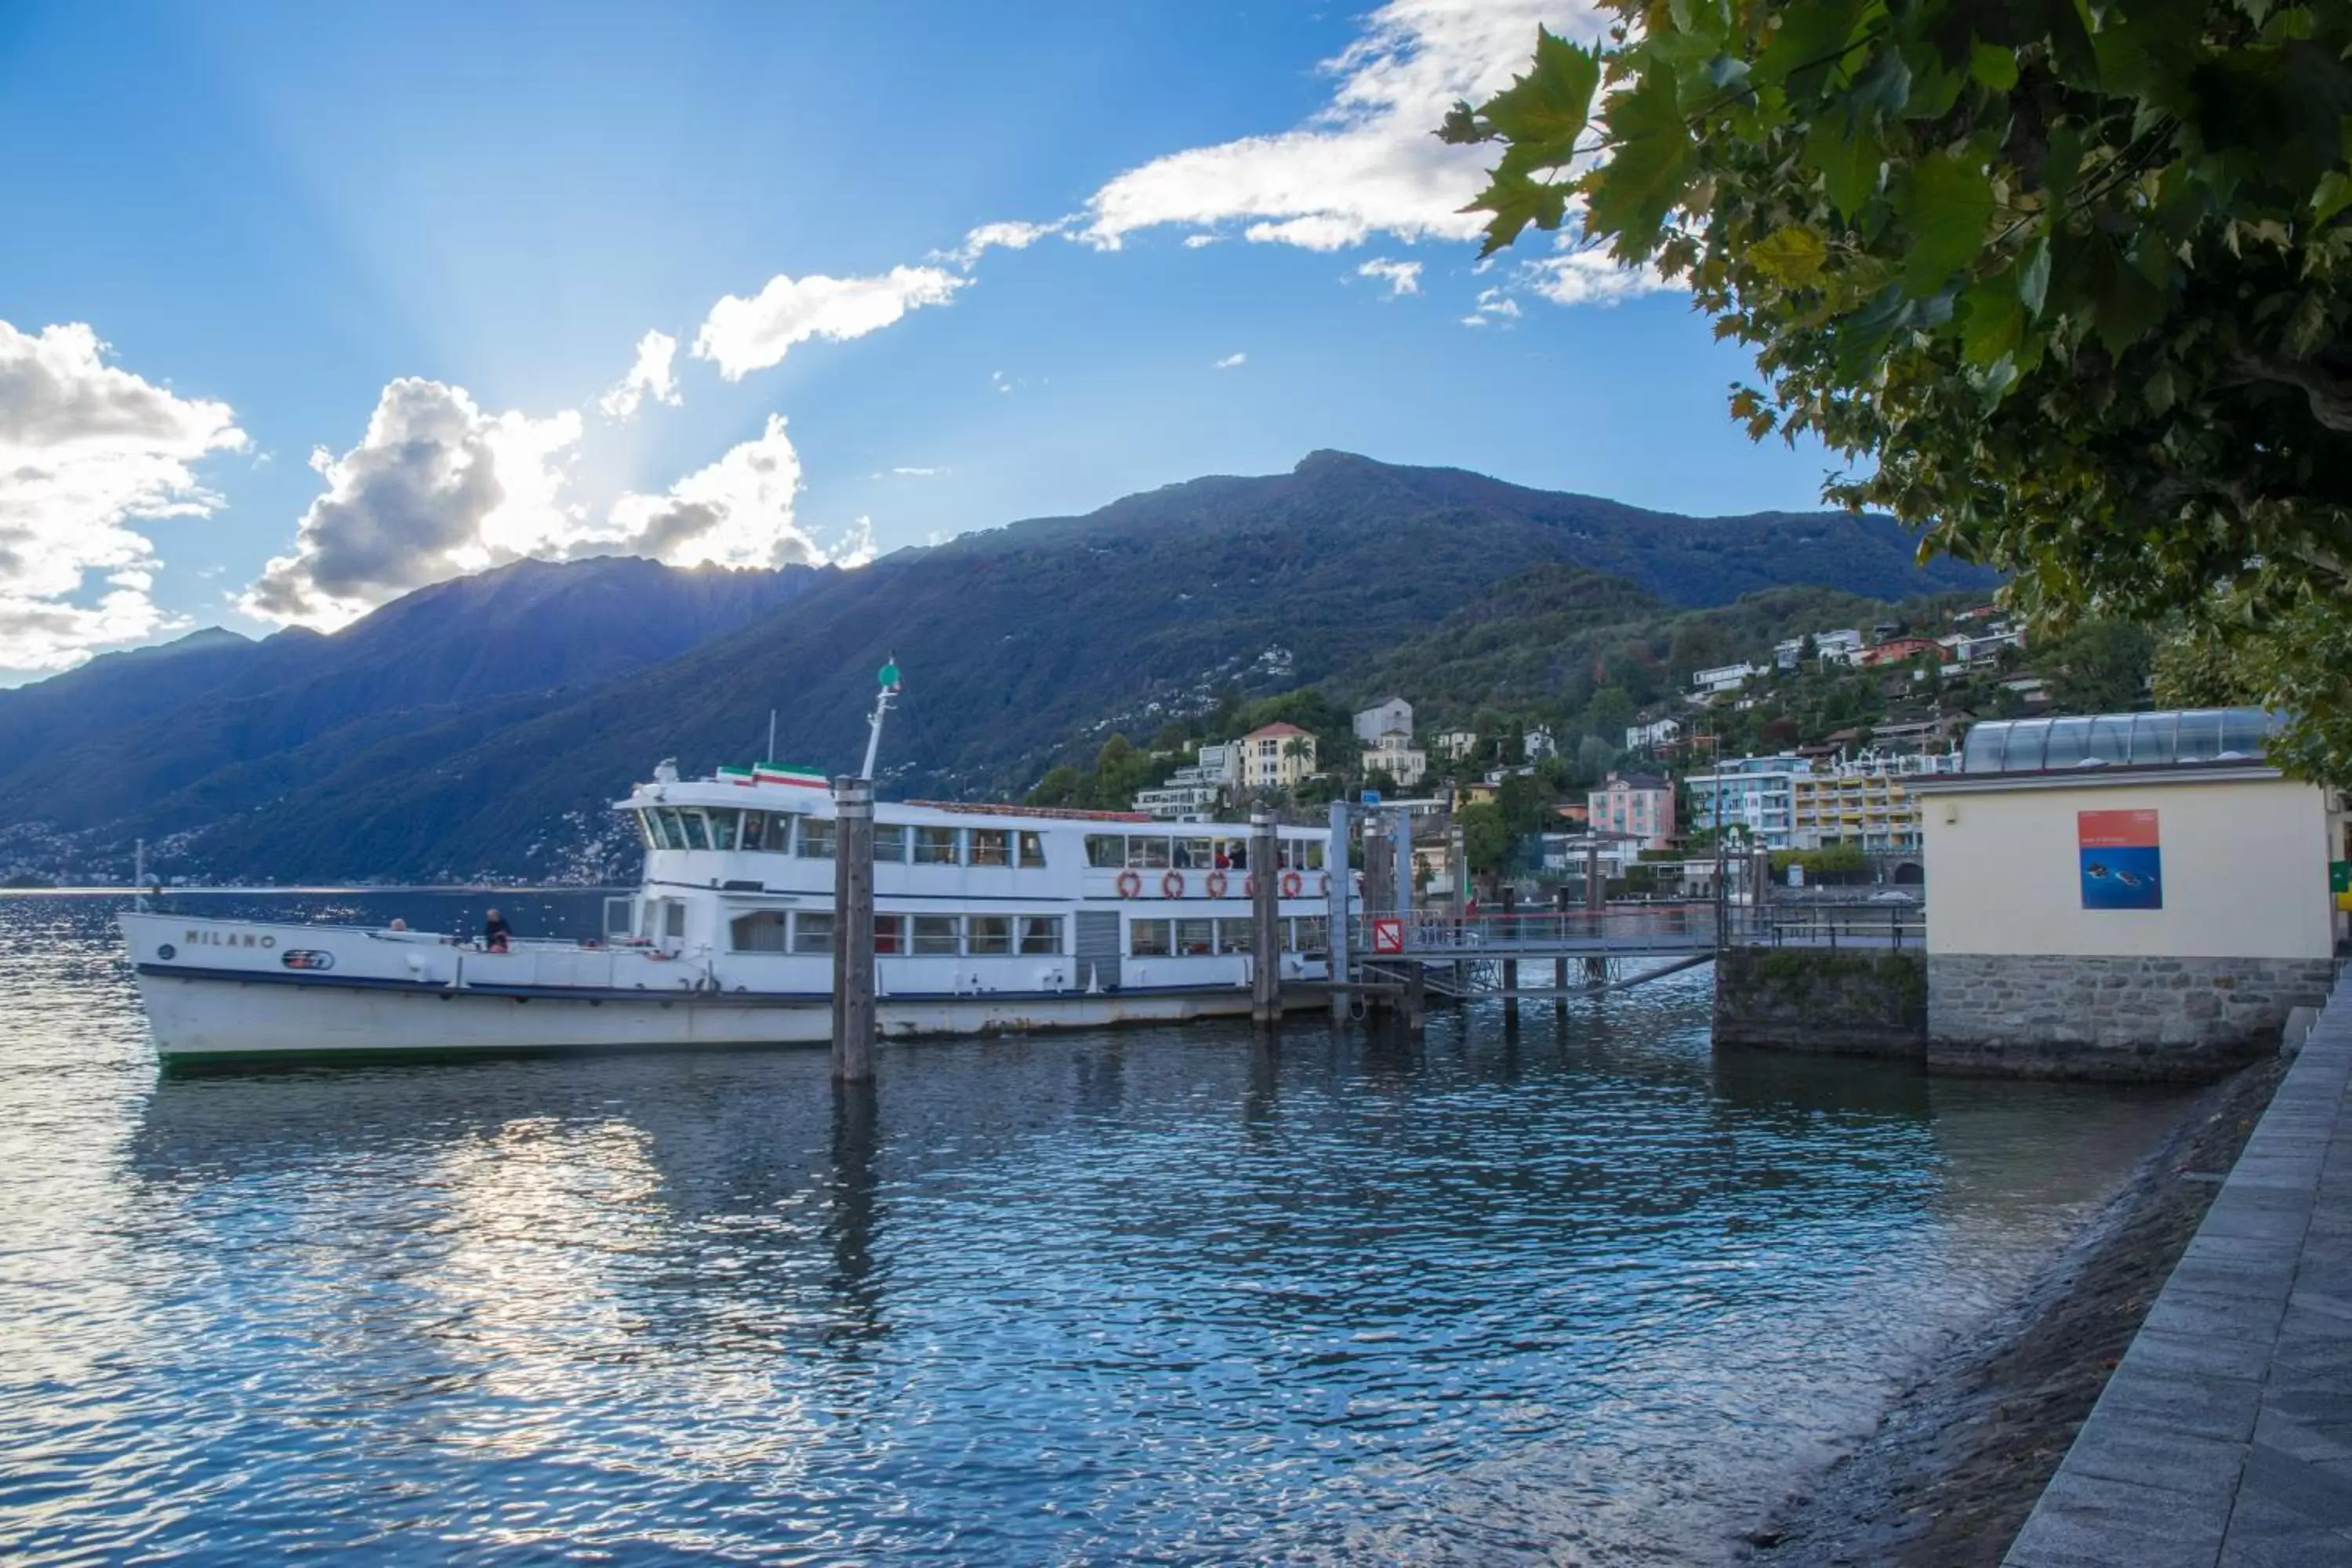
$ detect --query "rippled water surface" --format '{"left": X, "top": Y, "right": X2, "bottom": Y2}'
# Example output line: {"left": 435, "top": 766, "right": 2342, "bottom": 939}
{"left": 0, "top": 893, "right": 2188, "bottom": 1564}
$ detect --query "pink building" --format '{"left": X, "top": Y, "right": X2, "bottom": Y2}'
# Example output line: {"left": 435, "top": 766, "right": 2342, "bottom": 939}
{"left": 1588, "top": 771, "right": 1676, "bottom": 849}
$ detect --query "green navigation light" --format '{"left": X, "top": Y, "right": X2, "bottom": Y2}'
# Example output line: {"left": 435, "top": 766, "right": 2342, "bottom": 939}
{"left": 879, "top": 659, "right": 900, "bottom": 689}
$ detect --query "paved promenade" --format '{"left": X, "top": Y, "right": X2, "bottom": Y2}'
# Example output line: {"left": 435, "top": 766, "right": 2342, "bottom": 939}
{"left": 2005, "top": 986, "right": 2352, "bottom": 1566}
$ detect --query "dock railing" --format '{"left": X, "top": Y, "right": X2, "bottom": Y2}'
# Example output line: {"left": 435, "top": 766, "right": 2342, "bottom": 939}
{"left": 1731, "top": 900, "right": 1926, "bottom": 951}
{"left": 1346, "top": 899, "right": 1926, "bottom": 956}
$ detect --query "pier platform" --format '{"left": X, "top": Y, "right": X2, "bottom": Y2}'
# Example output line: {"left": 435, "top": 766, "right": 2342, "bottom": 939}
{"left": 2005, "top": 977, "right": 2352, "bottom": 1566}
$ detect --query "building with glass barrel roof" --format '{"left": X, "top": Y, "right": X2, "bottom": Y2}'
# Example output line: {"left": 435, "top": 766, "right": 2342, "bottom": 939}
{"left": 1907, "top": 708, "right": 2338, "bottom": 1079}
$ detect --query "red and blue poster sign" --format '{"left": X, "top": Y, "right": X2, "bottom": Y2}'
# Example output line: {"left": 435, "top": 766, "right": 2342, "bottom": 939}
{"left": 2079, "top": 810, "right": 2162, "bottom": 909}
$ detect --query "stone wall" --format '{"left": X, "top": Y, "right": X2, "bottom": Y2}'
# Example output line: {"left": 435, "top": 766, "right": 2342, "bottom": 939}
{"left": 1713, "top": 948, "right": 1926, "bottom": 1058}
{"left": 1926, "top": 953, "right": 2336, "bottom": 1080}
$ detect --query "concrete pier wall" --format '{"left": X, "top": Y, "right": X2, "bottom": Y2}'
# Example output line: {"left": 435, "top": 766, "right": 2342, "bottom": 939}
{"left": 1712, "top": 949, "right": 1926, "bottom": 1058}
{"left": 1928, "top": 954, "right": 2334, "bottom": 1081}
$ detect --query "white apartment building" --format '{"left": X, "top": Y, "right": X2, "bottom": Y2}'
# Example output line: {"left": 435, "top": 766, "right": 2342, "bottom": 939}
{"left": 1353, "top": 698, "right": 1414, "bottom": 745}
{"left": 1789, "top": 748, "right": 1961, "bottom": 854}
{"left": 1692, "top": 662, "right": 1764, "bottom": 696}
{"left": 1431, "top": 729, "right": 1478, "bottom": 761}
{"left": 1625, "top": 717, "right": 1682, "bottom": 751}
{"left": 1686, "top": 753, "right": 1809, "bottom": 849}
{"left": 1363, "top": 729, "right": 1428, "bottom": 787}
{"left": 1240, "top": 723, "right": 1319, "bottom": 789}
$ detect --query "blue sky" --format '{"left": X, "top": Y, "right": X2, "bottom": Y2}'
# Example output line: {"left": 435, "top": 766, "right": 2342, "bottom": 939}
{"left": 0, "top": 0, "right": 1837, "bottom": 681}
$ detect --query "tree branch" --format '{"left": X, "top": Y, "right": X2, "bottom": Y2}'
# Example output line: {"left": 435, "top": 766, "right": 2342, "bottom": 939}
{"left": 2229, "top": 354, "right": 2352, "bottom": 433}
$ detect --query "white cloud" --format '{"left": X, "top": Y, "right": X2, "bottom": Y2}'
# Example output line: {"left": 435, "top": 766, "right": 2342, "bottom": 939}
{"left": 1080, "top": 1, "right": 1601, "bottom": 252}
{"left": 1461, "top": 287, "right": 1523, "bottom": 327}
{"left": 944, "top": 219, "right": 1065, "bottom": 267}
{"left": 1181, "top": 234, "right": 1221, "bottom": 249}
{"left": 693, "top": 265, "right": 967, "bottom": 380}
{"left": 1518, "top": 243, "right": 1675, "bottom": 307}
{"left": 242, "top": 379, "right": 584, "bottom": 628}
{"left": 597, "top": 329, "right": 681, "bottom": 418}
{"left": 606, "top": 415, "right": 837, "bottom": 569}
{"left": 1358, "top": 257, "right": 1424, "bottom": 296}
{"left": 1213, "top": 352, "right": 1247, "bottom": 370}
{"left": 0, "top": 321, "right": 246, "bottom": 670}
{"left": 991, "top": 369, "right": 1017, "bottom": 394}
{"left": 887, "top": 465, "right": 947, "bottom": 477}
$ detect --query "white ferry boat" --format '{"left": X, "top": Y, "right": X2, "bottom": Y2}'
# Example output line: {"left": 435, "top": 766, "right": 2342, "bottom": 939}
{"left": 119, "top": 685, "right": 1339, "bottom": 1062}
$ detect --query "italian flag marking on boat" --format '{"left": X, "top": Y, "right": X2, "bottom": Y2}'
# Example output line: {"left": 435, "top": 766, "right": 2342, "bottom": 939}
{"left": 753, "top": 763, "right": 829, "bottom": 789}
{"left": 718, "top": 765, "right": 756, "bottom": 786}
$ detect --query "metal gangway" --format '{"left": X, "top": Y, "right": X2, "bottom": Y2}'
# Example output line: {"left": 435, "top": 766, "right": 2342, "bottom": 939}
{"left": 1345, "top": 900, "right": 1925, "bottom": 1001}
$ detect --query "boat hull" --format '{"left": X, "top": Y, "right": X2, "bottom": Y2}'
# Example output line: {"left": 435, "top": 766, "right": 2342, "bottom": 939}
{"left": 132, "top": 967, "right": 1316, "bottom": 1062}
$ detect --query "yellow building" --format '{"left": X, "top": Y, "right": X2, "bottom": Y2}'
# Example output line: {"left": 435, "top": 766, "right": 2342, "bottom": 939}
{"left": 1789, "top": 752, "right": 1955, "bottom": 854}
{"left": 1239, "top": 722, "right": 1319, "bottom": 791}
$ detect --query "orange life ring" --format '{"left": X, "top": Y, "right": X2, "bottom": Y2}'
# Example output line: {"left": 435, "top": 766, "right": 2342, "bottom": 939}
{"left": 1161, "top": 869, "right": 1185, "bottom": 898}
{"left": 1206, "top": 870, "right": 1229, "bottom": 898}
{"left": 1281, "top": 869, "right": 1304, "bottom": 898}
{"left": 1116, "top": 869, "right": 1142, "bottom": 898}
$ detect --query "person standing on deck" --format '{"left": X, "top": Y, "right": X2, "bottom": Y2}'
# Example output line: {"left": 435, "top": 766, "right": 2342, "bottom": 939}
{"left": 483, "top": 909, "right": 511, "bottom": 953}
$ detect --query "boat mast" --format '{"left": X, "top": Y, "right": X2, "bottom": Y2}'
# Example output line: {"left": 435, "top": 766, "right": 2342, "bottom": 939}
{"left": 860, "top": 658, "right": 902, "bottom": 781}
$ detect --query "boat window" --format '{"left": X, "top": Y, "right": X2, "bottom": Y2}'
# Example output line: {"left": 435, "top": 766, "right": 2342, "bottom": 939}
{"left": 1210, "top": 839, "right": 1240, "bottom": 869}
{"left": 1293, "top": 916, "right": 1330, "bottom": 954}
{"left": 1176, "top": 918, "right": 1214, "bottom": 956}
{"left": 1172, "top": 837, "right": 1211, "bottom": 869}
{"left": 915, "top": 826, "right": 961, "bottom": 865}
{"left": 1304, "top": 841, "right": 1327, "bottom": 872}
{"left": 707, "top": 808, "right": 740, "bottom": 851}
{"left": 604, "top": 896, "right": 635, "bottom": 938}
{"left": 633, "top": 811, "right": 657, "bottom": 851}
{"left": 967, "top": 915, "right": 1013, "bottom": 955}
{"left": 1225, "top": 839, "right": 1250, "bottom": 872}
{"left": 679, "top": 810, "right": 711, "bottom": 851}
{"left": 875, "top": 823, "right": 909, "bottom": 862}
{"left": 1018, "top": 916, "right": 1062, "bottom": 954}
{"left": 1015, "top": 831, "right": 1045, "bottom": 868}
{"left": 1127, "top": 837, "right": 1173, "bottom": 870}
{"left": 969, "top": 829, "right": 1011, "bottom": 867}
{"left": 874, "top": 914, "right": 906, "bottom": 954}
{"left": 654, "top": 808, "right": 688, "bottom": 849}
{"left": 1129, "top": 919, "right": 1172, "bottom": 957}
{"left": 664, "top": 901, "right": 688, "bottom": 941}
{"left": 912, "top": 915, "right": 960, "bottom": 954}
{"left": 792, "top": 912, "right": 835, "bottom": 955}
{"left": 1085, "top": 835, "right": 1124, "bottom": 869}
{"left": 740, "top": 811, "right": 769, "bottom": 852}
{"left": 729, "top": 911, "right": 789, "bottom": 953}
{"left": 1216, "top": 917, "right": 1252, "bottom": 954}
{"left": 797, "top": 818, "right": 837, "bottom": 860}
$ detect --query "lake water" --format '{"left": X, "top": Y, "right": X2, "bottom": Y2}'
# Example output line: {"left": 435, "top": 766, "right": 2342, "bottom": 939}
{"left": 0, "top": 893, "right": 2186, "bottom": 1564}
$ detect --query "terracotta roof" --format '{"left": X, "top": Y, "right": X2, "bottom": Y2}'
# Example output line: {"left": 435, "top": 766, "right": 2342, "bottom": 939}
{"left": 1243, "top": 722, "right": 1312, "bottom": 739}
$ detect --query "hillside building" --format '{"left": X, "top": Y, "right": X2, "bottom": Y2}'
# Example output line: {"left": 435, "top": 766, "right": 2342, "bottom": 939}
{"left": 1625, "top": 717, "right": 1682, "bottom": 752}
{"left": 1132, "top": 742, "right": 1237, "bottom": 821}
{"left": 1240, "top": 722, "right": 1318, "bottom": 790}
{"left": 1524, "top": 726, "right": 1558, "bottom": 762}
{"left": 1352, "top": 698, "right": 1413, "bottom": 744}
{"left": 1692, "top": 662, "right": 1763, "bottom": 696}
{"left": 1789, "top": 748, "right": 1959, "bottom": 855}
{"left": 1587, "top": 771, "right": 1675, "bottom": 851}
{"left": 1431, "top": 729, "right": 1478, "bottom": 761}
{"left": 1363, "top": 729, "right": 1428, "bottom": 788}
{"left": 1857, "top": 635, "right": 1940, "bottom": 667}
{"left": 1686, "top": 753, "right": 1807, "bottom": 849}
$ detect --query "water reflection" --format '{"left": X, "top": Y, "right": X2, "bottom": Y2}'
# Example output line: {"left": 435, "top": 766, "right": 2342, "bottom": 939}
{"left": 0, "top": 895, "right": 2192, "bottom": 1564}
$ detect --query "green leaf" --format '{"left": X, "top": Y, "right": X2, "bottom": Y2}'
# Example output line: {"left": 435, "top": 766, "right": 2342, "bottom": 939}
{"left": 1751, "top": 0, "right": 1865, "bottom": 95}
{"left": 1898, "top": 151, "right": 1995, "bottom": 292}
{"left": 2017, "top": 234, "right": 2052, "bottom": 316}
{"left": 1846, "top": 45, "right": 1913, "bottom": 123}
{"left": 1969, "top": 42, "right": 2020, "bottom": 91}
{"left": 1584, "top": 71, "right": 1696, "bottom": 256}
{"left": 1466, "top": 165, "right": 1571, "bottom": 257}
{"left": 1749, "top": 226, "right": 1829, "bottom": 285}
{"left": 1805, "top": 130, "right": 1881, "bottom": 220}
{"left": 1960, "top": 278, "right": 2025, "bottom": 366}
{"left": 1479, "top": 27, "right": 1602, "bottom": 163}
{"left": 2314, "top": 170, "right": 2352, "bottom": 226}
